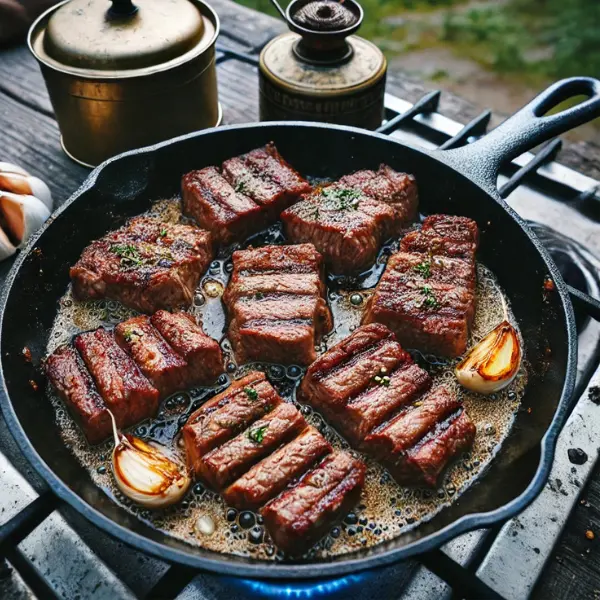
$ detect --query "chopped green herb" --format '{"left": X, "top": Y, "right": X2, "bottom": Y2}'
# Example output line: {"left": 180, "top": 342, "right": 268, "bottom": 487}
{"left": 419, "top": 284, "right": 440, "bottom": 309}
{"left": 413, "top": 260, "right": 431, "bottom": 278}
{"left": 110, "top": 244, "right": 145, "bottom": 268}
{"left": 159, "top": 228, "right": 167, "bottom": 237}
{"left": 235, "top": 180, "right": 249, "bottom": 194}
{"left": 321, "top": 187, "right": 361, "bottom": 210}
{"left": 248, "top": 424, "right": 269, "bottom": 444}
{"left": 123, "top": 328, "right": 142, "bottom": 343}
{"left": 244, "top": 387, "right": 259, "bottom": 401}
{"left": 254, "top": 292, "right": 265, "bottom": 300}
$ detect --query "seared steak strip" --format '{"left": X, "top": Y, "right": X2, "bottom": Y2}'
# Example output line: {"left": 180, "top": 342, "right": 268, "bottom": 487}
{"left": 114, "top": 315, "right": 187, "bottom": 397}
{"left": 182, "top": 372, "right": 278, "bottom": 475}
{"left": 224, "top": 244, "right": 332, "bottom": 366}
{"left": 282, "top": 164, "right": 418, "bottom": 274}
{"left": 70, "top": 217, "right": 213, "bottom": 314}
{"left": 363, "top": 214, "right": 479, "bottom": 357}
{"left": 74, "top": 328, "right": 160, "bottom": 431}
{"left": 182, "top": 371, "right": 364, "bottom": 554}
{"left": 223, "top": 426, "right": 332, "bottom": 509}
{"left": 183, "top": 144, "right": 310, "bottom": 245}
{"left": 46, "top": 312, "right": 222, "bottom": 444}
{"left": 261, "top": 452, "right": 366, "bottom": 556}
{"left": 197, "top": 402, "right": 306, "bottom": 490}
{"left": 182, "top": 166, "right": 264, "bottom": 245}
{"left": 45, "top": 345, "right": 113, "bottom": 444}
{"left": 150, "top": 310, "right": 223, "bottom": 387}
{"left": 222, "top": 143, "right": 311, "bottom": 219}
{"left": 299, "top": 324, "right": 475, "bottom": 487}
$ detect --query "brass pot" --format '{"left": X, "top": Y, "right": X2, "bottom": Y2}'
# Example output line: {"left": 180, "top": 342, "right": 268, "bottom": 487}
{"left": 29, "top": 0, "right": 220, "bottom": 167}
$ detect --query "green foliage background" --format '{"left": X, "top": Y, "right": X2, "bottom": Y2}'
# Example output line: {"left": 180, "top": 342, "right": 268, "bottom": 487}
{"left": 234, "top": 0, "right": 600, "bottom": 81}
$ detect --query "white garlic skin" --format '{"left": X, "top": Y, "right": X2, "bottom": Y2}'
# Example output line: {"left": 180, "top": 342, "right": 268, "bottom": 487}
{"left": 455, "top": 320, "right": 522, "bottom": 395}
{"left": 0, "top": 227, "right": 16, "bottom": 261}
{"left": 112, "top": 435, "right": 191, "bottom": 510}
{"left": 0, "top": 192, "right": 51, "bottom": 248}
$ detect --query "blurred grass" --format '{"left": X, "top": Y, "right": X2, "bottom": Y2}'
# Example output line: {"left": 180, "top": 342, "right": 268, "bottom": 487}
{"left": 234, "top": 0, "right": 600, "bottom": 81}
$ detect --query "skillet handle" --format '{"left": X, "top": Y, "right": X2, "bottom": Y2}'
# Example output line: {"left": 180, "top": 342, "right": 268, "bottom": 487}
{"left": 437, "top": 77, "right": 600, "bottom": 195}
{"left": 569, "top": 286, "right": 600, "bottom": 322}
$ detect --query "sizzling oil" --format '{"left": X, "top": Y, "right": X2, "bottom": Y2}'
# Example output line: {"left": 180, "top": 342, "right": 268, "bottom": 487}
{"left": 46, "top": 200, "right": 527, "bottom": 560}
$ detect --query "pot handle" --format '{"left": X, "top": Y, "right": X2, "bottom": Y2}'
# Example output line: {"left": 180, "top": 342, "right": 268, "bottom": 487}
{"left": 436, "top": 77, "right": 600, "bottom": 195}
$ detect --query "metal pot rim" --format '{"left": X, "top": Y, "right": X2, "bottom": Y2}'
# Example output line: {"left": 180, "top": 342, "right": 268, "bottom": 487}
{"left": 27, "top": 0, "right": 220, "bottom": 80}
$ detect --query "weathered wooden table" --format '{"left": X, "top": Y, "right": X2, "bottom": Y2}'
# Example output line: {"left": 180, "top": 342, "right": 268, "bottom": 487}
{"left": 1, "top": 1, "right": 600, "bottom": 597}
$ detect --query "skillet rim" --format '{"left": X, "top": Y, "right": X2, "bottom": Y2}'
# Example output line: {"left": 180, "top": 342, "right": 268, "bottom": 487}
{"left": 0, "top": 121, "right": 578, "bottom": 578}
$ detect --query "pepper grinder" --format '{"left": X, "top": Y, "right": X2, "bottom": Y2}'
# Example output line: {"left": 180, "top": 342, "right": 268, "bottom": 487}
{"left": 259, "top": 0, "right": 387, "bottom": 129}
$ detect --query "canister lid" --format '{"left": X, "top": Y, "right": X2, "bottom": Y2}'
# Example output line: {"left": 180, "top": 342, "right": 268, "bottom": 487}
{"left": 260, "top": 32, "right": 386, "bottom": 96}
{"left": 42, "top": 0, "right": 206, "bottom": 70}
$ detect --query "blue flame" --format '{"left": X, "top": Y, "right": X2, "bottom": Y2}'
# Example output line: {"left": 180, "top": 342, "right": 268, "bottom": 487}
{"left": 226, "top": 573, "right": 368, "bottom": 599}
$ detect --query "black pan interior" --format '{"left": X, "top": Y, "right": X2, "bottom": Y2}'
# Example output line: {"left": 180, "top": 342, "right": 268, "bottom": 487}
{"left": 0, "top": 123, "right": 575, "bottom": 576}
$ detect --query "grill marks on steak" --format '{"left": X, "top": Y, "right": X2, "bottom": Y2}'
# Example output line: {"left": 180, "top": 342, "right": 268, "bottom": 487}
{"left": 45, "top": 345, "right": 113, "bottom": 444}
{"left": 182, "top": 371, "right": 365, "bottom": 554}
{"left": 261, "top": 452, "right": 366, "bottom": 556}
{"left": 70, "top": 217, "right": 213, "bottom": 314}
{"left": 224, "top": 244, "right": 332, "bottom": 365}
{"left": 223, "top": 426, "right": 332, "bottom": 509}
{"left": 363, "top": 214, "right": 479, "bottom": 357}
{"left": 183, "top": 144, "right": 310, "bottom": 245}
{"left": 46, "top": 311, "right": 223, "bottom": 444}
{"left": 281, "top": 164, "right": 418, "bottom": 274}
{"left": 299, "top": 324, "right": 475, "bottom": 487}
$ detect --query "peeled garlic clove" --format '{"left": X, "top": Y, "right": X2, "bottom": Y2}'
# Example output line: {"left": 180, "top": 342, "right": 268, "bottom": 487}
{"left": 112, "top": 434, "right": 190, "bottom": 509}
{"left": 0, "top": 227, "right": 16, "bottom": 261}
{"left": 0, "top": 173, "right": 53, "bottom": 210}
{"left": 0, "top": 162, "right": 29, "bottom": 177}
{"left": 0, "top": 192, "right": 51, "bottom": 248}
{"left": 455, "top": 320, "right": 522, "bottom": 395}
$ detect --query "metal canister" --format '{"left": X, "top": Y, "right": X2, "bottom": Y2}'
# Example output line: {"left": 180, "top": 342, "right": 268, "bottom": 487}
{"left": 259, "top": 0, "right": 386, "bottom": 129}
{"left": 29, "top": 0, "right": 220, "bottom": 167}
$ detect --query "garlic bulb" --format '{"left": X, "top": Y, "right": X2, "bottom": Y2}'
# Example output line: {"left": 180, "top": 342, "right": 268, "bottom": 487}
{"left": 0, "top": 192, "right": 51, "bottom": 248}
{"left": 0, "top": 227, "right": 16, "bottom": 261}
{"left": 112, "top": 434, "right": 191, "bottom": 509}
{"left": 0, "top": 163, "right": 53, "bottom": 260}
{"left": 455, "top": 320, "right": 522, "bottom": 395}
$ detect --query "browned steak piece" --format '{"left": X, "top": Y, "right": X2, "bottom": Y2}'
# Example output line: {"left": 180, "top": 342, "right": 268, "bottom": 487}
{"left": 261, "top": 452, "right": 366, "bottom": 556}
{"left": 388, "top": 410, "right": 476, "bottom": 487}
{"left": 299, "top": 323, "right": 431, "bottom": 446}
{"left": 363, "top": 386, "right": 461, "bottom": 458}
{"left": 182, "top": 371, "right": 279, "bottom": 476}
{"left": 114, "top": 316, "right": 187, "bottom": 397}
{"left": 363, "top": 216, "right": 479, "bottom": 357}
{"left": 45, "top": 345, "right": 112, "bottom": 444}
{"left": 182, "top": 166, "right": 264, "bottom": 245}
{"left": 401, "top": 214, "right": 479, "bottom": 260}
{"left": 70, "top": 217, "right": 213, "bottom": 314}
{"left": 223, "top": 426, "right": 332, "bottom": 509}
{"left": 222, "top": 143, "right": 311, "bottom": 219}
{"left": 281, "top": 185, "right": 396, "bottom": 274}
{"left": 197, "top": 402, "right": 306, "bottom": 490}
{"left": 150, "top": 310, "right": 223, "bottom": 387}
{"left": 364, "top": 386, "right": 474, "bottom": 487}
{"left": 74, "top": 328, "right": 159, "bottom": 431}
{"left": 338, "top": 164, "right": 418, "bottom": 228}
{"left": 224, "top": 244, "right": 332, "bottom": 366}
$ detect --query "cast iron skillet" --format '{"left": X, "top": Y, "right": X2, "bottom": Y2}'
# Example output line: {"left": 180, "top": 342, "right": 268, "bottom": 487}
{"left": 1, "top": 77, "right": 600, "bottom": 578}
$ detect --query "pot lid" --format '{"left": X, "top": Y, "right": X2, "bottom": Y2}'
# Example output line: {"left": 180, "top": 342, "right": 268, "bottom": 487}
{"left": 43, "top": 0, "right": 206, "bottom": 70}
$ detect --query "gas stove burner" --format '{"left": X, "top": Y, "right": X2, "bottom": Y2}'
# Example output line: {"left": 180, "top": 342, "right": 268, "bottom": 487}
{"left": 529, "top": 221, "right": 600, "bottom": 330}
{"left": 227, "top": 572, "right": 369, "bottom": 599}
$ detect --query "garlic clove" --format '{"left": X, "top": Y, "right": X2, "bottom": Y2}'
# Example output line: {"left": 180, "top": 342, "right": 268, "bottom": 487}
{"left": 0, "top": 227, "right": 16, "bottom": 261}
{"left": 0, "top": 173, "right": 53, "bottom": 210}
{"left": 0, "top": 192, "right": 51, "bottom": 248}
{"left": 455, "top": 320, "right": 522, "bottom": 395}
{"left": 112, "top": 434, "right": 191, "bottom": 509}
{"left": 0, "top": 162, "right": 30, "bottom": 177}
